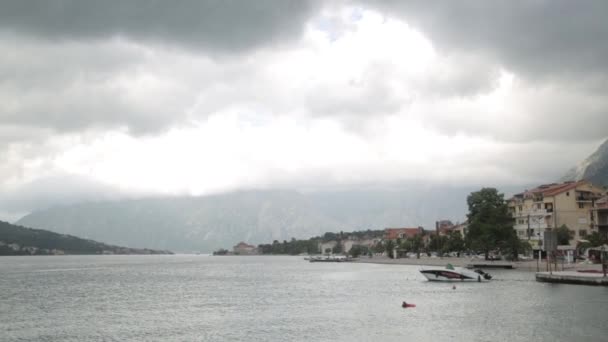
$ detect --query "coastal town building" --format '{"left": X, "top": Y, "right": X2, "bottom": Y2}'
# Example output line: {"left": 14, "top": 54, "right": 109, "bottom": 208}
{"left": 384, "top": 227, "right": 424, "bottom": 240}
{"left": 507, "top": 180, "right": 605, "bottom": 249}
{"left": 319, "top": 241, "right": 337, "bottom": 254}
{"left": 342, "top": 238, "right": 380, "bottom": 254}
{"left": 452, "top": 222, "right": 468, "bottom": 238}
{"left": 232, "top": 242, "right": 257, "bottom": 255}
{"left": 317, "top": 238, "right": 381, "bottom": 255}
{"left": 591, "top": 195, "right": 608, "bottom": 239}
{"left": 435, "top": 220, "right": 455, "bottom": 236}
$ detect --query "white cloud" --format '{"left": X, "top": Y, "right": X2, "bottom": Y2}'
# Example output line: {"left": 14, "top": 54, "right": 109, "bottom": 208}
{"left": 0, "top": 3, "right": 606, "bottom": 218}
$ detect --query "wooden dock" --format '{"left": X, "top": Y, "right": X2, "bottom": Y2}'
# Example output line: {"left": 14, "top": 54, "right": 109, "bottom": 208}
{"left": 536, "top": 271, "right": 608, "bottom": 286}
{"left": 466, "top": 262, "right": 514, "bottom": 269}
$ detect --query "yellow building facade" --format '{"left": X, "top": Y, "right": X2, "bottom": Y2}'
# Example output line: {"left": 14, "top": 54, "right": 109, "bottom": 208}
{"left": 508, "top": 181, "right": 605, "bottom": 248}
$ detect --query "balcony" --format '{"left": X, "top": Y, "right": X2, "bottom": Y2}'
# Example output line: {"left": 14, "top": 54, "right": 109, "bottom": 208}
{"left": 575, "top": 191, "right": 596, "bottom": 202}
{"left": 531, "top": 209, "right": 553, "bottom": 216}
{"left": 597, "top": 216, "right": 608, "bottom": 226}
{"left": 513, "top": 209, "right": 553, "bottom": 219}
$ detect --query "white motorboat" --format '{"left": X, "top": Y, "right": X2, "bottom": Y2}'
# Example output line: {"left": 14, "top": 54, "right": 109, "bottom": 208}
{"left": 308, "top": 255, "right": 354, "bottom": 262}
{"left": 419, "top": 264, "right": 492, "bottom": 282}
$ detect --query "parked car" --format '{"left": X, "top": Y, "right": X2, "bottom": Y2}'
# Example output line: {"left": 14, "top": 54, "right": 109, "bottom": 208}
{"left": 487, "top": 254, "right": 502, "bottom": 261}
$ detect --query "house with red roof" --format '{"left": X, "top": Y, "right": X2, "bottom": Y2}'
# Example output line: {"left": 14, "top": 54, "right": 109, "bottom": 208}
{"left": 435, "top": 220, "right": 456, "bottom": 236}
{"left": 384, "top": 227, "right": 424, "bottom": 240}
{"left": 233, "top": 242, "right": 258, "bottom": 255}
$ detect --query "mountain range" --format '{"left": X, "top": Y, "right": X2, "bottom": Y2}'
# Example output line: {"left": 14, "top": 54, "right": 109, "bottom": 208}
{"left": 0, "top": 220, "right": 171, "bottom": 255}
{"left": 16, "top": 186, "right": 478, "bottom": 252}
{"left": 562, "top": 138, "right": 608, "bottom": 186}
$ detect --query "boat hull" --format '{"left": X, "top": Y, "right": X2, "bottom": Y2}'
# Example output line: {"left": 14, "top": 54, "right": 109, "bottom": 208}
{"left": 419, "top": 268, "right": 490, "bottom": 282}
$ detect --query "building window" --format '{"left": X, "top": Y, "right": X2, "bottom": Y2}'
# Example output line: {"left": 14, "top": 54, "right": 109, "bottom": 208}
{"left": 536, "top": 203, "right": 541, "bottom": 209}
{"left": 579, "top": 230, "right": 587, "bottom": 238}
{"left": 578, "top": 203, "right": 585, "bottom": 209}
{"left": 518, "top": 205, "right": 523, "bottom": 211}
{"left": 566, "top": 192, "right": 569, "bottom": 196}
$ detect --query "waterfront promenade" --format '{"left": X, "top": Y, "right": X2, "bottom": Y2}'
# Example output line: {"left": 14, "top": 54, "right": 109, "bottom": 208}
{"left": 536, "top": 271, "right": 608, "bottom": 286}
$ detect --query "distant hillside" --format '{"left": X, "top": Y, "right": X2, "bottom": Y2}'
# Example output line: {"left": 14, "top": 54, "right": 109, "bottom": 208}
{"left": 15, "top": 187, "right": 491, "bottom": 252}
{"left": 17, "top": 190, "right": 343, "bottom": 252}
{"left": 562, "top": 138, "right": 608, "bottom": 186}
{"left": 0, "top": 220, "right": 171, "bottom": 256}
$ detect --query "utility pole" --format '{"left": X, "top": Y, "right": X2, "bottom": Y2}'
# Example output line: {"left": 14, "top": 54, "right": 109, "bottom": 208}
{"left": 553, "top": 197, "right": 557, "bottom": 229}
{"left": 527, "top": 214, "right": 531, "bottom": 240}
{"left": 602, "top": 245, "right": 607, "bottom": 278}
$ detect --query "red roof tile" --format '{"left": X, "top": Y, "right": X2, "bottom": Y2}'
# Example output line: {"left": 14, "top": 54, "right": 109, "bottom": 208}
{"left": 384, "top": 228, "right": 422, "bottom": 239}
{"left": 520, "top": 181, "right": 586, "bottom": 197}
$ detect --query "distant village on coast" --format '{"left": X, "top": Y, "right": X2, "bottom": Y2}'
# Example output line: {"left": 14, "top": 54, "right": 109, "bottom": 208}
{"left": 215, "top": 180, "right": 608, "bottom": 265}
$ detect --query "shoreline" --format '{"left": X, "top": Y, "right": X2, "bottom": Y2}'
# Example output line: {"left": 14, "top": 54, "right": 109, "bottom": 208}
{"left": 354, "top": 256, "right": 601, "bottom": 272}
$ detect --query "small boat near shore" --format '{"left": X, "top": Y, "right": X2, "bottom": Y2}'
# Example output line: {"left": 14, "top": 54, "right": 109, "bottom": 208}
{"left": 308, "top": 255, "right": 355, "bottom": 263}
{"left": 419, "top": 264, "right": 492, "bottom": 282}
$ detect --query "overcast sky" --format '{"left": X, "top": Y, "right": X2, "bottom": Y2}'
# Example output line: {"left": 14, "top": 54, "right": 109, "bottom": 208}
{"left": 1, "top": 0, "right": 607, "bottom": 220}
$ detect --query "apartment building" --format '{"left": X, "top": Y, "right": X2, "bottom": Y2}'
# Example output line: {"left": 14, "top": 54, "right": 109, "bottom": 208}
{"left": 384, "top": 227, "right": 424, "bottom": 240}
{"left": 507, "top": 180, "right": 605, "bottom": 248}
{"left": 591, "top": 195, "right": 608, "bottom": 239}
{"left": 451, "top": 222, "right": 468, "bottom": 239}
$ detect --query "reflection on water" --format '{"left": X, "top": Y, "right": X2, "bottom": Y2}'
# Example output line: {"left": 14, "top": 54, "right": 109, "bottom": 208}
{"left": 1, "top": 255, "right": 607, "bottom": 342}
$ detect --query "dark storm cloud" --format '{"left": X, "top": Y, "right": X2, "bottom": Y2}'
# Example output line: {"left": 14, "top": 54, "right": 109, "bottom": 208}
{"left": 0, "top": 1, "right": 606, "bottom": 147}
{"left": 0, "top": 35, "right": 184, "bottom": 136}
{"left": 0, "top": 0, "right": 318, "bottom": 53}
{"left": 0, "top": 0, "right": 319, "bottom": 138}
{"left": 358, "top": 0, "right": 608, "bottom": 143}
{"left": 368, "top": 0, "right": 608, "bottom": 81}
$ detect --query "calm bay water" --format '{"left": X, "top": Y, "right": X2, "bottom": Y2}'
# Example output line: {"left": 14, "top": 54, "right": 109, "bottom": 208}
{"left": 1, "top": 255, "right": 607, "bottom": 342}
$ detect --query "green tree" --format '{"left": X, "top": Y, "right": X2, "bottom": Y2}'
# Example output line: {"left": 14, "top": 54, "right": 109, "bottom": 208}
{"left": 588, "top": 231, "right": 607, "bottom": 246}
{"left": 400, "top": 239, "right": 412, "bottom": 252}
{"left": 428, "top": 234, "right": 440, "bottom": 252}
{"left": 371, "top": 241, "right": 384, "bottom": 254}
{"left": 385, "top": 240, "right": 396, "bottom": 258}
{"left": 349, "top": 245, "right": 368, "bottom": 258}
{"left": 411, "top": 234, "right": 423, "bottom": 259}
{"left": 445, "top": 231, "right": 465, "bottom": 253}
{"left": 465, "top": 188, "right": 514, "bottom": 260}
{"left": 556, "top": 224, "right": 572, "bottom": 245}
{"left": 332, "top": 240, "right": 343, "bottom": 254}
{"left": 500, "top": 229, "right": 525, "bottom": 260}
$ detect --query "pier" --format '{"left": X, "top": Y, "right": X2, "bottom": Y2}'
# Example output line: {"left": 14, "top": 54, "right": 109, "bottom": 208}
{"left": 466, "top": 262, "right": 514, "bottom": 269}
{"left": 535, "top": 271, "right": 608, "bottom": 286}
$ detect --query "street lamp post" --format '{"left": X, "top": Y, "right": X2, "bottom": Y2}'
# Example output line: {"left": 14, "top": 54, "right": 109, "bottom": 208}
{"left": 602, "top": 245, "right": 606, "bottom": 278}
{"left": 537, "top": 232, "right": 542, "bottom": 272}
